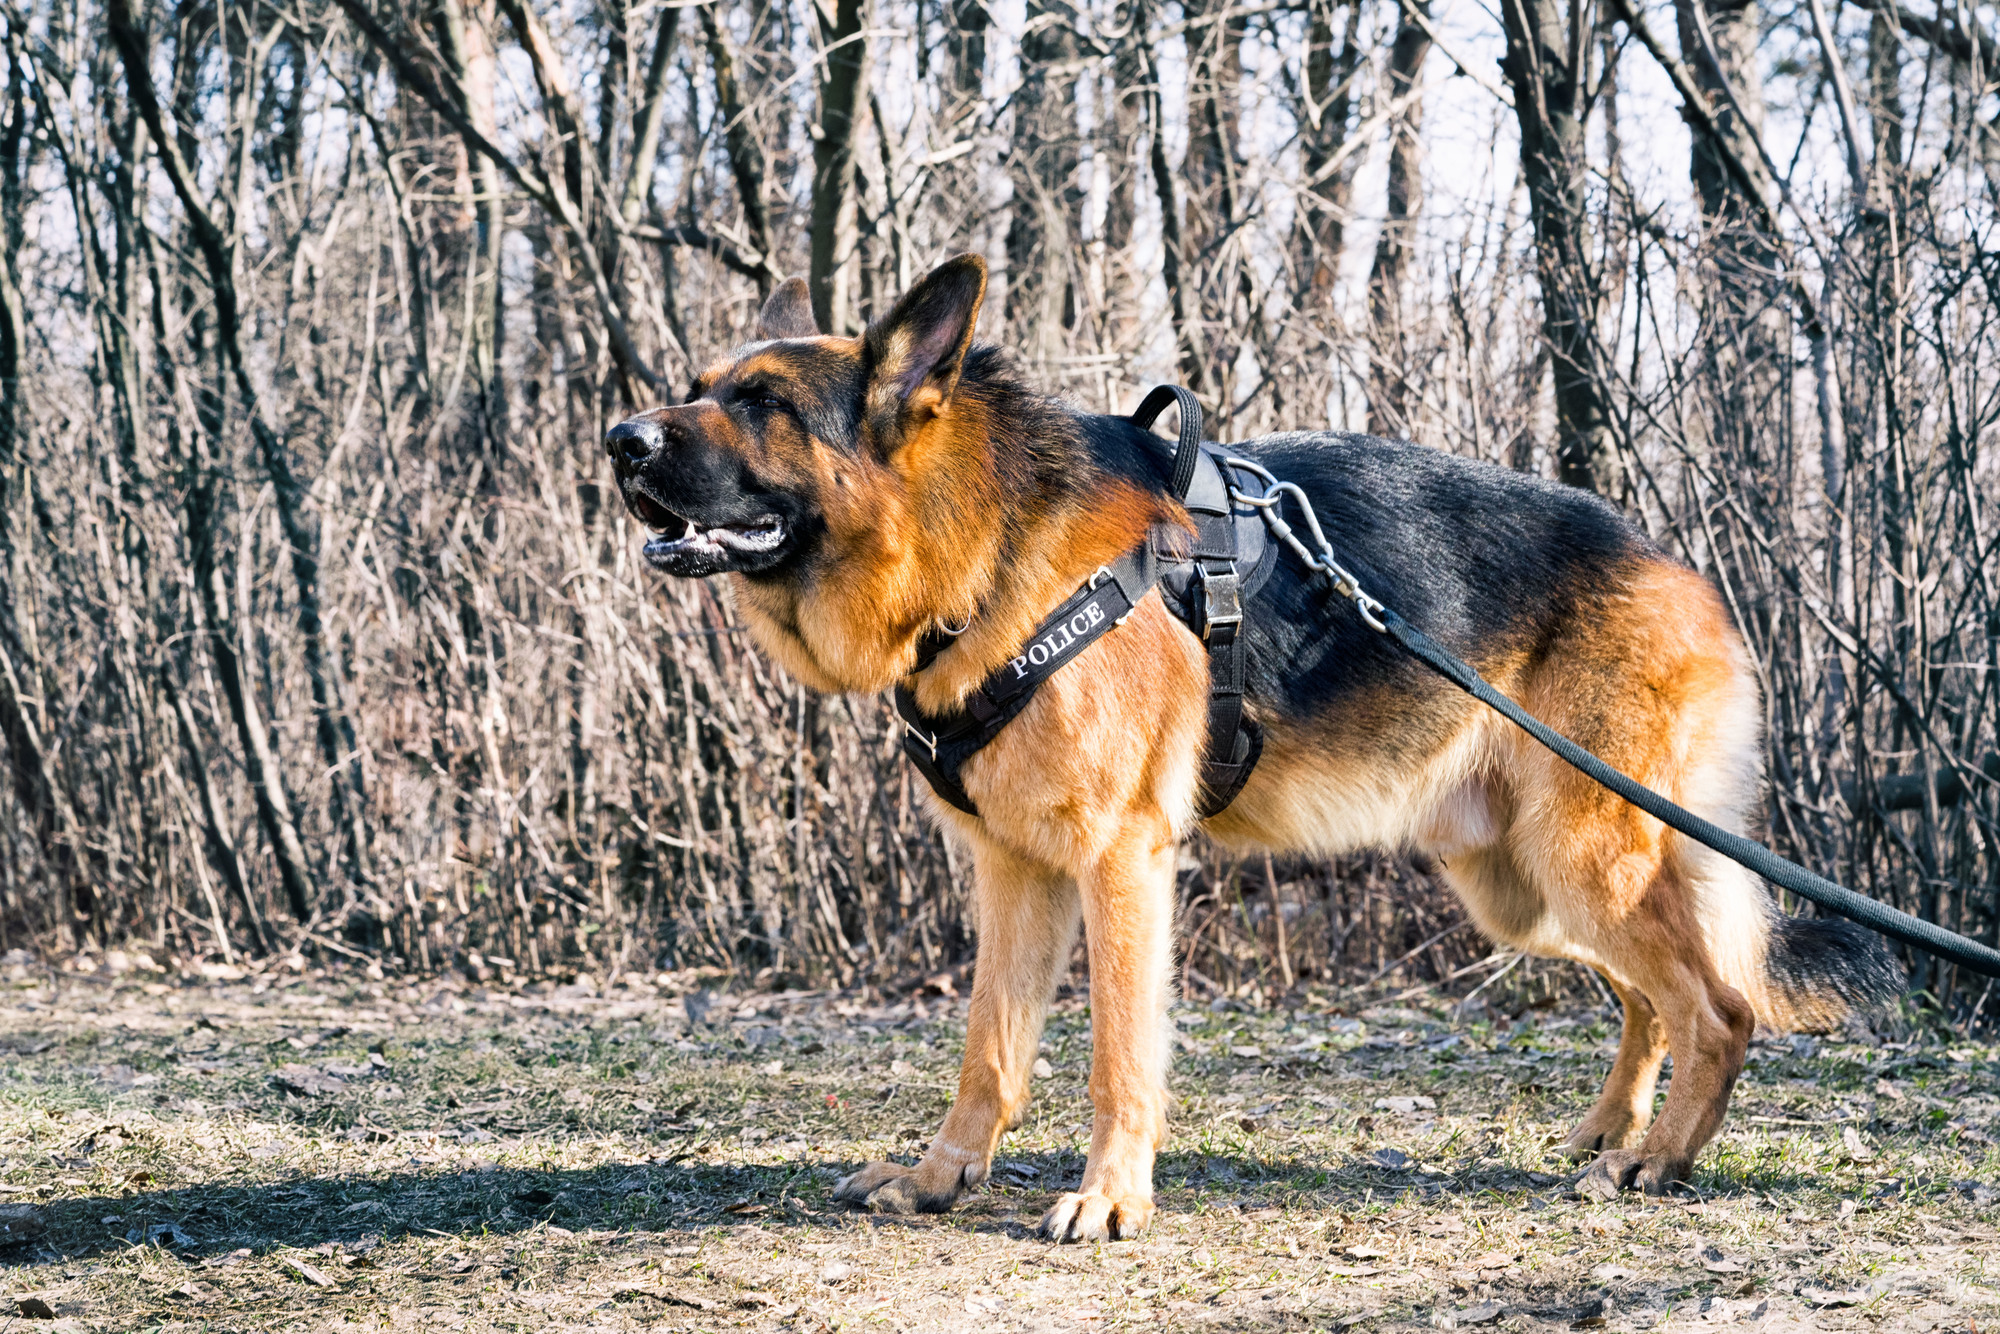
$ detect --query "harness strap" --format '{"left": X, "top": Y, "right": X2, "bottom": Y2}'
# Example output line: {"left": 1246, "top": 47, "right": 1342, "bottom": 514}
{"left": 1195, "top": 571, "right": 1263, "bottom": 814}
{"left": 895, "top": 545, "right": 1162, "bottom": 816}
{"left": 1132, "top": 386, "right": 1262, "bottom": 815}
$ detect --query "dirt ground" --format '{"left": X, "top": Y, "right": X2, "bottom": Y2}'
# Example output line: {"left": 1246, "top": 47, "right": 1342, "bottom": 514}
{"left": 0, "top": 954, "right": 1994, "bottom": 1333}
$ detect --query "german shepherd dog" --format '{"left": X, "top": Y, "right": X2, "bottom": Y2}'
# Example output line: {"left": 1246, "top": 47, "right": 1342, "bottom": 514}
{"left": 607, "top": 254, "right": 1894, "bottom": 1241}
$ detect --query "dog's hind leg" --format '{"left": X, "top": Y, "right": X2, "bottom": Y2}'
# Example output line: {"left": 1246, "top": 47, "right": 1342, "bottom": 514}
{"left": 1560, "top": 975, "right": 1668, "bottom": 1160}
{"left": 834, "top": 841, "right": 1079, "bottom": 1215}
{"left": 1038, "top": 813, "right": 1177, "bottom": 1243}
{"left": 1572, "top": 865, "right": 1755, "bottom": 1196}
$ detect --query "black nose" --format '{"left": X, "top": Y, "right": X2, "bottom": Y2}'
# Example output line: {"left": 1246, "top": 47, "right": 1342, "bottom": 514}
{"left": 607, "top": 419, "right": 661, "bottom": 470}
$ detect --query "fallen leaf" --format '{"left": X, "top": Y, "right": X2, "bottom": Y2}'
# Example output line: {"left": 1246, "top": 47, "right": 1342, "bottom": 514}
{"left": 1471, "top": 1250, "right": 1513, "bottom": 1270}
{"left": 1801, "top": 1285, "right": 1869, "bottom": 1308}
{"left": 1841, "top": 1126, "right": 1875, "bottom": 1162}
{"left": 1375, "top": 1096, "right": 1437, "bottom": 1114}
{"left": 721, "top": 1200, "right": 765, "bottom": 1216}
{"left": 1031, "top": 1057, "right": 1054, "bottom": 1079}
{"left": 1369, "top": 1148, "right": 1413, "bottom": 1171}
{"left": 1874, "top": 1079, "right": 1904, "bottom": 1101}
{"left": 129, "top": 1221, "right": 195, "bottom": 1248}
{"left": 15, "top": 1297, "right": 55, "bottom": 1319}
{"left": 821, "top": 1261, "right": 853, "bottom": 1283}
{"left": 1345, "top": 1244, "right": 1393, "bottom": 1259}
{"left": 272, "top": 1064, "right": 346, "bottom": 1098}
{"left": 1589, "top": 1263, "right": 1634, "bottom": 1283}
{"left": 282, "top": 1254, "right": 337, "bottom": 1287}
{"left": 888, "top": 1059, "right": 914, "bottom": 1077}
{"left": 1700, "top": 1250, "right": 1746, "bottom": 1274}
{"left": 1441, "top": 1301, "right": 1504, "bottom": 1327}
{"left": 1230, "top": 1045, "right": 1262, "bottom": 1059}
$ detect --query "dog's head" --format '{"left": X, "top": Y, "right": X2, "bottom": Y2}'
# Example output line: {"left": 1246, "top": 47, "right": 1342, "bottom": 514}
{"left": 606, "top": 254, "right": 988, "bottom": 580}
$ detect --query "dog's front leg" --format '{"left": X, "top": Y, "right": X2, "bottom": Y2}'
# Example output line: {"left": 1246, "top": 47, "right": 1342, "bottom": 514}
{"left": 834, "top": 840, "right": 1079, "bottom": 1215}
{"left": 1039, "top": 815, "right": 1176, "bottom": 1243}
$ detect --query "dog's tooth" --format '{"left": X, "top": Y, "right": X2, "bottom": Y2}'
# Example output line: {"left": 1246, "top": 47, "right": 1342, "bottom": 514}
{"left": 684, "top": 520, "right": 698, "bottom": 540}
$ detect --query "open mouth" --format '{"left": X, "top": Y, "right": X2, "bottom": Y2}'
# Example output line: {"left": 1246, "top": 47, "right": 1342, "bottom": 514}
{"left": 628, "top": 491, "right": 786, "bottom": 558}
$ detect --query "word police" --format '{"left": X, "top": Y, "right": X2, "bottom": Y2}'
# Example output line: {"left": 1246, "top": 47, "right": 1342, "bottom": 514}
{"left": 1007, "top": 600, "right": 1109, "bottom": 680}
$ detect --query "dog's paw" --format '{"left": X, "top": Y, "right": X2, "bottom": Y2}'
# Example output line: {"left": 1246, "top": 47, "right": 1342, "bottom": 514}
{"left": 831, "top": 1161, "right": 970, "bottom": 1215}
{"left": 1577, "top": 1149, "right": 1691, "bottom": 1201}
{"left": 1037, "top": 1190, "right": 1154, "bottom": 1243}
{"left": 1559, "top": 1115, "right": 1643, "bottom": 1164}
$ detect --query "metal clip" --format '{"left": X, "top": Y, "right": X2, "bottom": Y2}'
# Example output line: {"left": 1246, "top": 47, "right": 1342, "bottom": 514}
{"left": 1087, "top": 564, "right": 1115, "bottom": 590}
{"left": 1196, "top": 564, "right": 1242, "bottom": 642}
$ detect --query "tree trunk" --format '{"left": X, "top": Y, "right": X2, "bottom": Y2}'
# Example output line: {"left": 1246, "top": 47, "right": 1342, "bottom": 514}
{"left": 1499, "top": 0, "right": 1615, "bottom": 491}
{"left": 1296, "top": 0, "right": 1362, "bottom": 302}
{"left": 110, "top": 0, "right": 324, "bottom": 923}
{"left": 701, "top": 5, "right": 777, "bottom": 296}
{"left": 1005, "top": 0, "right": 1082, "bottom": 355}
{"left": 436, "top": 0, "right": 508, "bottom": 435}
{"left": 1366, "top": 0, "right": 1432, "bottom": 437}
{"left": 810, "top": 0, "right": 867, "bottom": 331}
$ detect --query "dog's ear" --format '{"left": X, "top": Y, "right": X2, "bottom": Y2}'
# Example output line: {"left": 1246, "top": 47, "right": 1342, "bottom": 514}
{"left": 863, "top": 253, "right": 986, "bottom": 424}
{"left": 756, "top": 278, "right": 818, "bottom": 341}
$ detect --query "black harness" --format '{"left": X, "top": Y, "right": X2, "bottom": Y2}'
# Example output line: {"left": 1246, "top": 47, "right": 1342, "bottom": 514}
{"left": 894, "top": 387, "right": 1274, "bottom": 819}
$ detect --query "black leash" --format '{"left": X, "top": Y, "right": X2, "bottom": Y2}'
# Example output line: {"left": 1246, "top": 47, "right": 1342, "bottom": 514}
{"left": 1377, "top": 608, "right": 2000, "bottom": 979}
{"left": 1217, "top": 449, "right": 2000, "bottom": 981}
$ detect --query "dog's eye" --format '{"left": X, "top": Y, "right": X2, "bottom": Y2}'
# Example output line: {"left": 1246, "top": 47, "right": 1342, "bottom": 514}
{"left": 751, "top": 392, "right": 788, "bottom": 415}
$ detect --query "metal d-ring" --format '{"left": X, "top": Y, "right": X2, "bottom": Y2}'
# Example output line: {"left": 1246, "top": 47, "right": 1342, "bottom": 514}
{"left": 902, "top": 717, "right": 940, "bottom": 761}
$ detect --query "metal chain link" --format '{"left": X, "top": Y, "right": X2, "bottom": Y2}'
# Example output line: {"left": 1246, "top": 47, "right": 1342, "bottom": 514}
{"left": 1223, "top": 456, "right": 1388, "bottom": 632}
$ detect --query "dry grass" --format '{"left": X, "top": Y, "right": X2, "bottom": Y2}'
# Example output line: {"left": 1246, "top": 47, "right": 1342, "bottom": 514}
{"left": 0, "top": 960, "right": 1994, "bottom": 1332}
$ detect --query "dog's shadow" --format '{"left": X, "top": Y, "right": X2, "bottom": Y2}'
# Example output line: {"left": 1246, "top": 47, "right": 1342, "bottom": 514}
{"left": 10, "top": 1144, "right": 1848, "bottom": 1266}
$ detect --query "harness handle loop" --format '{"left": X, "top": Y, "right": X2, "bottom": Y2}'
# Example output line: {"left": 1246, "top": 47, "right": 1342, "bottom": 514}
{"left": 1131, "top": 385, "right": 1204, "bottom": 502}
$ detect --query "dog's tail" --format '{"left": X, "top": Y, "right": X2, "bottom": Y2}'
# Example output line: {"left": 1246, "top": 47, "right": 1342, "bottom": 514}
{"left": 1699, "top": 857, "right": 1903, "bottom": 1033}
{"left": 1756, "top": 906, "right": 1904, "bottom": 1033}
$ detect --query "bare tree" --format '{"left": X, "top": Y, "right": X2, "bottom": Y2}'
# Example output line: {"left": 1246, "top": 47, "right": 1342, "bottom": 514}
{"left": 0, "top": 0, "right": 1992, "bottom": 1012}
